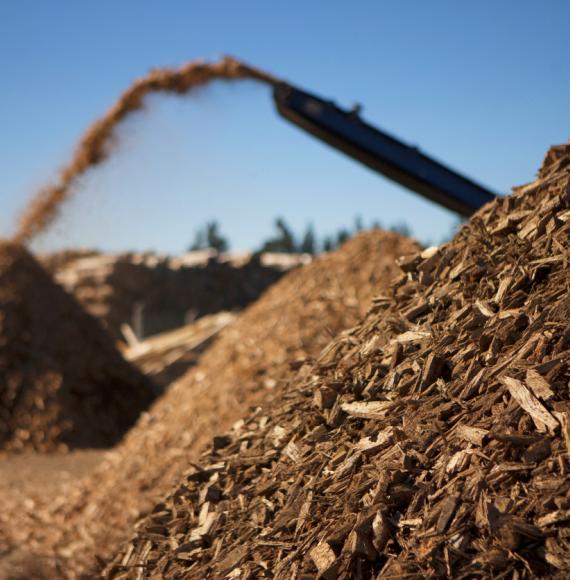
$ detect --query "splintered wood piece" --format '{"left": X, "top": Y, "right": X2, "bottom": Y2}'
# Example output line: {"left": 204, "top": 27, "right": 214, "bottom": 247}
{"left": 475, "top": 300, "right": 495, "bottom": 317}
{"left": 217, "top": 545, "right": 249, "bottom": 574}
{"left": 345, "top": 530, "right": 377, "bottom": 560}
{"left": 536, "top": 510, "right": 570, "bottom": 528}
{"left": 283, "top": 439, "right": 302, "bottom": 463}
{"left": 419, "top": 353, "right": 446, "bottom": 390}
{"left": 436, "top": 496, "right": 460, "bottom": 533}
{"left": 446, "top": 450, "right": 472, "bottom": 475}
{"left": 502, "top": 376, "right": 559, "bottom": 433}
{"left": 295, "top": 491, "right": 313, "bottom": 534}
{"left": 354, "top": 428, "right": 394, "bottom": 454}
{"left": 455, "top": 424, "right": 488, "bottom": 446}
{"left": 310, "top": 541, "right": 338, "bottom": 579}
{"left": 340, "top": 401, "right": 393, "bottom": 419}
{"left": 403, "top": 299, "right": 429, "bottom": 321}
{"left": 525, "top": 369, "right": 555, "bottom": 400}
{"left": 314, "top": 386, "right": 338, "bottom": 410}
{"left": 394, "top": 330, "right": 431, "bottom": 344}
{"left": 372, "top": 511, "right": 392, "bottom": 551}
{"left": 494, "top": 277, "right": 512, "bottom": 304}
{"left": 545, "top": 538, "right": 570, "bottom": 571}
{"left": 553, "top": 410, "right": 570, "bottom": 458}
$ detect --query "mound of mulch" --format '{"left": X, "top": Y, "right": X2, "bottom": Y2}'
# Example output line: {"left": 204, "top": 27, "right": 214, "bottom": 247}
{"left": 111, "top": 143, "right": 570, "bottom": 578}
{"left": 0, "top": 242, "right": 157, "bottom": 452}
{"left": 12, "top": 230, "right": 417, "bottom": 576}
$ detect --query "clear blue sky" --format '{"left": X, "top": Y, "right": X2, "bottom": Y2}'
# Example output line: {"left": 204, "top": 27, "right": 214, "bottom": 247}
{"left": 1, "top": 1, "right": 568, "bottom": 253}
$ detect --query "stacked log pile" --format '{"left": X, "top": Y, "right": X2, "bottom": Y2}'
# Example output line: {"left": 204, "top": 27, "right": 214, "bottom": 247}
{"left": 50, "top": 250, "right": 304, "bottom": 341}
{"left": 0, "top": 242, "right": 157, "bottom": 452}
{"left": 39, "top": 247, "right": 99, "bottom": 274}
{"left": 123, "top": 311, "right": 237, "bottom": 387}
{"left": 10, "top": 230, "right": 417, "bottom": 576}
{"left": 111, "top": 143, "right": 570, "bottom": 578}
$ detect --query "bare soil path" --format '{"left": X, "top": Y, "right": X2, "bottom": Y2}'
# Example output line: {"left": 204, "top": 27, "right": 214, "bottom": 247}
{"left": 0, "top": 451, "right": 105, "bottom": 507}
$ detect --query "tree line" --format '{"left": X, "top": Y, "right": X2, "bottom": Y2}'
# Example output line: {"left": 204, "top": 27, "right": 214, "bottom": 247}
{"left": 189, "top": 216, "right": 413, "bottom": 255}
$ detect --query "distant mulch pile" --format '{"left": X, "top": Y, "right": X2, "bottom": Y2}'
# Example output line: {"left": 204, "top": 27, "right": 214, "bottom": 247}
{"left": 0, "top": 242, "right": 157, "bottom": 452}
{"left": 49, "top": 250, "right": 295, "bottom": 342}
{"left": 111, "top": 142, "right": 570, "bottom": 578}
{"left": 15, "top": 230, "right": 417, "bottom": 576}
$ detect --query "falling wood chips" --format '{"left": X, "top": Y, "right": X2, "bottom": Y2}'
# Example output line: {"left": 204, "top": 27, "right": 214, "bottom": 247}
{"left": 108, "top": 141, "right": 570, "bottom": 578}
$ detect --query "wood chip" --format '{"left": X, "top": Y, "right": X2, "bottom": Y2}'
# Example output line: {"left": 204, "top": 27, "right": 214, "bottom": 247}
{"left": 525, "top": 369, "right": 555, "bottom": 400}
{"left": 455, "top": 424, "right": 489, "bottom": 446}
{"left": 310, "top": 541, "right": 338, "bottom": 579}
{"left": 501, "top": 376, "right": 559, "bottom": 433}
{"left": 340, "top": 401, "right": 393, "bottom": 420}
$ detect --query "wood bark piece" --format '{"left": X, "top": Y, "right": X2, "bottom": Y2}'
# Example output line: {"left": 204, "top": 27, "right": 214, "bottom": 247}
{"left": 502, "top": 376, "right": 559, "bottom": 433}
{"left": 309, "top": 542, "right": 338, "bottom": 579}
{"left": 525, "top": 369, "right": 555, "bottom": 400}
{"left": 455, "top": 424, "right": 489, "bottom": 446}
{"left": 340, "top": 401, "right": 393, "bottom": 419}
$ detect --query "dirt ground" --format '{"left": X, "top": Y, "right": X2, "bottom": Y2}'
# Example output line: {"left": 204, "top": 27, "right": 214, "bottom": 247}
{"left": 0, "top": 451, "right": 107, "bottom": 578}
{"left": 0, "top": 451, "right": 105, "bottom": 506}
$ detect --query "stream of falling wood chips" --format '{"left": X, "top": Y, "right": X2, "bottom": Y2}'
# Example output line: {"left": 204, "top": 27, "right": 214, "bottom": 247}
{"left": 14, "top": 57, "right": 279, "bottom": 244}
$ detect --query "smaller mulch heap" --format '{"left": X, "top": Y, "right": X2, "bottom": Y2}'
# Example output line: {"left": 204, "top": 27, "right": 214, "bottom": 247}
{"left": 0, "top": 242, "right": 157, "bottom": 452}
{"left": 110, "top": 141, "right": 570, "bottom": 578}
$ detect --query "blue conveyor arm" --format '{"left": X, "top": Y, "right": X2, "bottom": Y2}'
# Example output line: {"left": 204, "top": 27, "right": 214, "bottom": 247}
{"left": 273, "top": 82, "right": 498, "bottom": 216}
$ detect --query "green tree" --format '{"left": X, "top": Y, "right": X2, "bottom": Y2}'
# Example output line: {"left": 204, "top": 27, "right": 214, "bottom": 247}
{"left": 336, "top": 228, "right": 351, "bottom": 247}
{"left": 300, "top": 223, "right": 317, "bottom": 254}
{"left": 322, "top": 236, "right": 335, "bottom": 253}
{"left": 354, "top": 215, "right": 364, "bottom": 232}
{"left": 189, "top": 221, "right": 229, "bottom": 253}
{"left": 189, "top": 228, "right": 207, "bottom": 251}
{"left": 259, "top": 217, "right": 297, "bottom": 253}
{"left": 389, "top": 221, "right": 412, "bottom": 237}
{"left": 206, "top": 221, "right": 229, "bottom": 253}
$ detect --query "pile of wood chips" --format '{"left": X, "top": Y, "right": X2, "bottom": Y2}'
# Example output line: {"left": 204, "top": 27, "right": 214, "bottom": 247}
{"left": 110, "top": 143, "right": 570, "bottom": 578}
{"left": 7, "top": 230, "right": 416, "bottom": 577}
{"left": 0, "top": 242, "right": 157, "bottom": 452}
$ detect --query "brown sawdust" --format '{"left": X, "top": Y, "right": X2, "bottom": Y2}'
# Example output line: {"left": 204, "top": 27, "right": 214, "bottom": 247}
{"left": 5, "top": 230, "right": 418, "bottom": 577}
{"left": 14, "top": 56, "right": 278, "bottom": 244}
{"left": 109, "top": 142, "right": 570, "bottom": 578}
{"left": 0, "top": 241, "right": 156, "bottom": 452}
